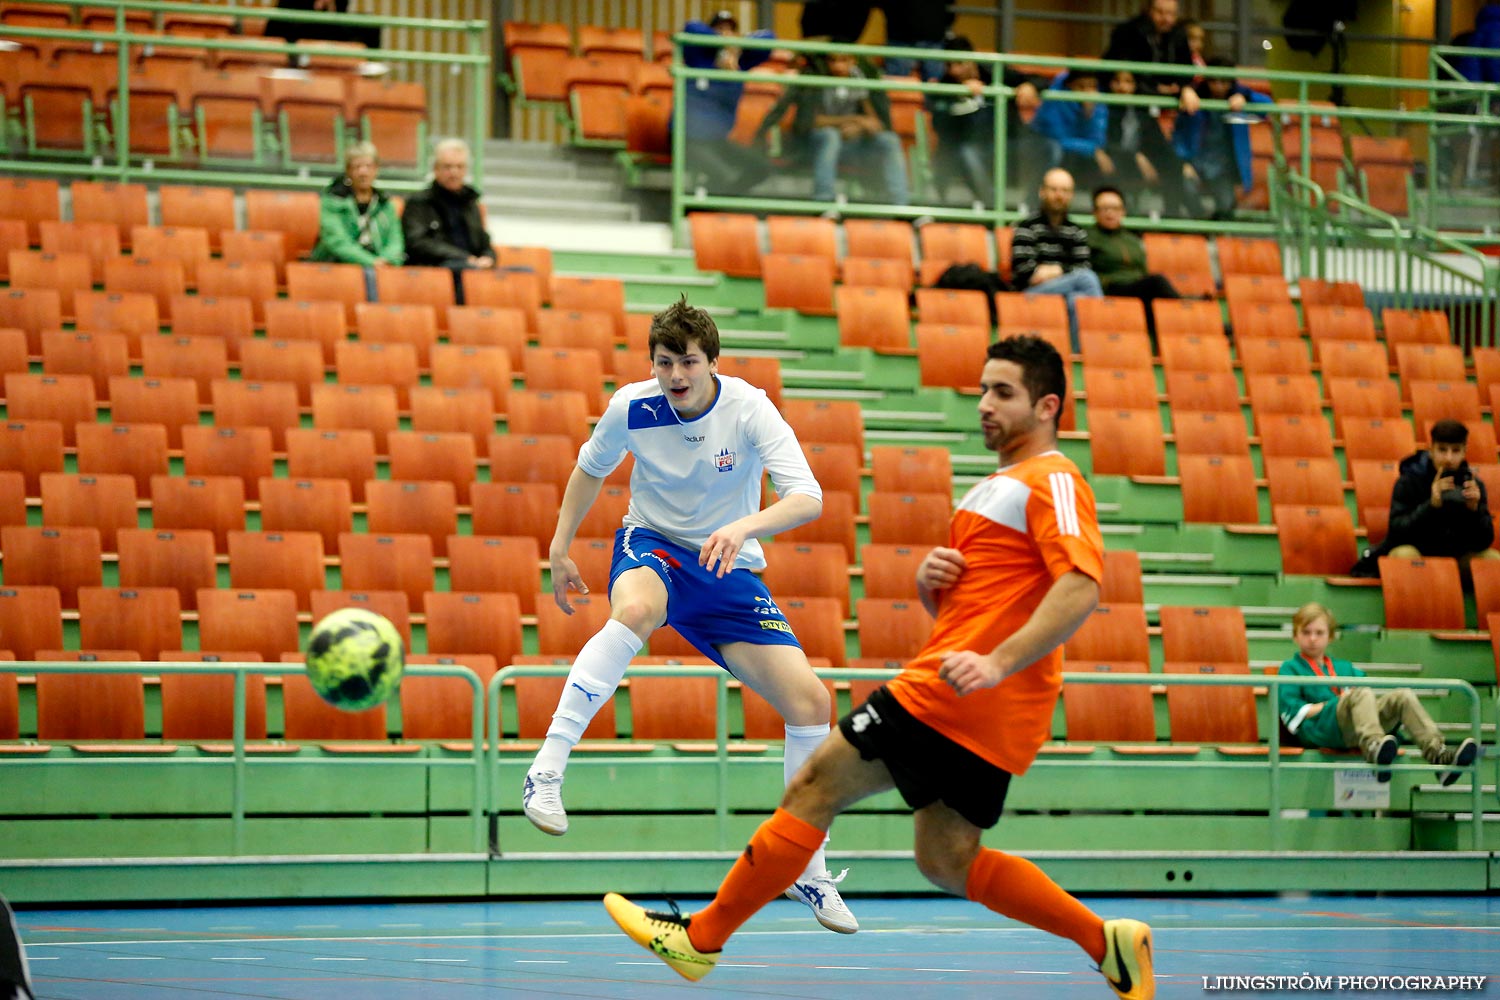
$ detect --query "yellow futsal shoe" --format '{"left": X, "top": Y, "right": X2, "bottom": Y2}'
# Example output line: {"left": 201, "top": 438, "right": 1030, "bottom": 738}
{"left": 603, "top": 892, "right": 720, "bottom": 982}
{"left": 1100, "top": 917, "right": 1155, "bottom": 1000}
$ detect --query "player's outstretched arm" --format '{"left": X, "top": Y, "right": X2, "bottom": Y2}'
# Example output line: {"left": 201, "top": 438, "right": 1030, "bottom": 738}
{"left": 938, "top": 570, "right": 1100, "bottom": 696}
{"left": 549, "top": 465, "right": 608, "bottom": 613}
{"left": 916, "top": 546, "right": 967, "bottom": 618}
{"left": 700, "top": 492, "right": 821, "bottom": 578}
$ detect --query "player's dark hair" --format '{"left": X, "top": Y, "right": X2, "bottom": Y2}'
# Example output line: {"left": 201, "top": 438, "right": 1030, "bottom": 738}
{"left": 987, "top": 335, "right": 1067, "bottom": 427}
{"left": 649, "top": 294, "right": 721, "bottom": 361}
{"left": 1431, "top": 418, "right": 1469, "bottom": 445}
{"left": 1066, "top": 70, "right": 1098, "bottom": 88}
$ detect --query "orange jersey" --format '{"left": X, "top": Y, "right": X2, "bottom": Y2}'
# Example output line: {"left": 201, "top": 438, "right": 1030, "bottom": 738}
{"left": 886, "top": 451, "right": 1103, "bottom": 775}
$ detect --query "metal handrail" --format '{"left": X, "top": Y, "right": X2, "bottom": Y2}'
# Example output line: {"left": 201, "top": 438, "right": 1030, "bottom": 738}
{"left": 667, "top": 34, "right": 1500, "bottom": 234}
{"left": 0, "top": 0, "right": 489, "bottom": 185}
{"left": 485, "top": 663, "right": 1486, "bottom": 855}
{"left": 3, "top": 660, "right": 489, "bottom": 854}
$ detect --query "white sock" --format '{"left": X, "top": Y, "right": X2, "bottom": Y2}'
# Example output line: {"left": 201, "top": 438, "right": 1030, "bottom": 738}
{"left": 529, "top": 619, "right": 643, "bottom": 776}
{"left": 785, "top": 722, "right": 832, "bottom": 880}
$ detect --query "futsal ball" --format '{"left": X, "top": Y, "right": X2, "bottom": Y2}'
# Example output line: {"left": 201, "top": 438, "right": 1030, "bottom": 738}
{"left": 304, "top": 608, "right": 405, "bottom": 711}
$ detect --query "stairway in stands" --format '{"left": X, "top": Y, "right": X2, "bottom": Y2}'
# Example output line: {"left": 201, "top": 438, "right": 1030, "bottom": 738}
{"left": 479, "top": 138, "right": 673, "bottom": 254}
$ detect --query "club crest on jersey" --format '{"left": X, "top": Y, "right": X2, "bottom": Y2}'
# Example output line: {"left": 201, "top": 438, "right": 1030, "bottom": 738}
{"left": 715, "top": 448, "right": 736, "bottom": 472}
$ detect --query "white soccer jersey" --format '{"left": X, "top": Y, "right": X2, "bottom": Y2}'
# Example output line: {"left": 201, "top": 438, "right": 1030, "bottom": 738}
{"left": 575, "top": 374, "right": 822, "bottom": 570}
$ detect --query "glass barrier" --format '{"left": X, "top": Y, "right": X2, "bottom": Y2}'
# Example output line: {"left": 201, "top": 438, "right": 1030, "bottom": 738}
{"left": 666, "top": 35, "right": 1500, "bottom": 237}
{"left": 0, "top": 0, "right": 488, "bottom": 189}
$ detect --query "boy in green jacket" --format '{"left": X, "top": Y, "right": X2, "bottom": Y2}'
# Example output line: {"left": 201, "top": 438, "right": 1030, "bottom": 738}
{"left": 1278, "top": 603, "right": 1477, "bottom": 785}
{"left": 311, "top": 141, "right": 405, "bottom": 297}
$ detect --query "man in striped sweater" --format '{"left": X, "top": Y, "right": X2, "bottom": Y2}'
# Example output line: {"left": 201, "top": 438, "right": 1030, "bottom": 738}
{"left": 1011, "top": 168, "right": 1103, "bottom": 347}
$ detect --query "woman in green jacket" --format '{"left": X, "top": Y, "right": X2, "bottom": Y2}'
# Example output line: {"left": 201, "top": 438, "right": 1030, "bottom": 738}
{"left": 1277, "top": 602, "right": 1476, "bottom": 785}
{"left": 311, "top": 141, "right": 404, "bottom": 298}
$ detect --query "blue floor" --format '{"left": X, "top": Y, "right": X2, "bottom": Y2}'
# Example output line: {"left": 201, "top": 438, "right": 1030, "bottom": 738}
{"left": 15, "top": 894, "right": 1500, "bottom": 998}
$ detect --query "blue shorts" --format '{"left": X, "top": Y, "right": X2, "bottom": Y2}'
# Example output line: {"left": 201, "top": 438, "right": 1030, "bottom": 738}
{"left": 609, "top": 526, "right": 802, "bottom": 668}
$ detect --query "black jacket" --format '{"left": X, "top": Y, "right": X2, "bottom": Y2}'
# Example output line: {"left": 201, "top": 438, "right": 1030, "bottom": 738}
{"left": 1102, "top": 13, "right": 1194, "bottom": 95}
{"left": 400, "top": 182, "right": 492, "bottom": 267}
{"left": 1384, "top": 449, "right": 1494, "bottom": 557}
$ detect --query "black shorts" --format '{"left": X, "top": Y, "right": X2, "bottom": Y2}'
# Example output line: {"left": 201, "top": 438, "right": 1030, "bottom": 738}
{"left": 837, "top": 685, "right": 1013, "bottom": 829}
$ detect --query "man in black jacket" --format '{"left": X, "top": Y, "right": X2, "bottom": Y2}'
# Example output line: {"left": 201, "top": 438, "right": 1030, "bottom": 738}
{"left": 1103, "top": 0, "right": 1200, "bottom": 112}
{"left": 401, "top": 138, "right": 494, "bottom": 302}
{"left": 1355, "top": 419, "right": 1500, "bottom": 579}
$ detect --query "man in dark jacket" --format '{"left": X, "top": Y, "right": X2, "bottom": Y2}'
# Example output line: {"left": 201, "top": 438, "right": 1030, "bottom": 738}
{"left": 1012, "top": 167, "right": 1102, "bottom": 346}
{"left": 401, "top": 137, "right": 493, "bottom": 302}
{"left": 1086, "top": 185, "right": 1180, "bottom": 335}
{"left": 1355, "top": 419, "right": 1499, "bottom": 578}
{"left": 1385, "top": 420, "right": 1497, "bottom": 563}
{"left": 1103, "top": 0, "right": 1200, "bottom": 111}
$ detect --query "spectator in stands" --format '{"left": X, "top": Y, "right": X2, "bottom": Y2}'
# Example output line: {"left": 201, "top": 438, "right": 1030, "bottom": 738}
{"left": 401, "top": 138, "right": 494, "bottom": 303}
{"left": 1278, "top": 602, "right": 1478, "bottom": 785}
{"left": 1031, "top": 71, "right": 1108, "bottom": 193}
{"left": 1354, "top": 420, "right": 1500, "bottom": 580}
{"left": 798, "top": 0, "right": 874, "bottom": 44}
{"left": 1086, "top": 185, "right": 1181, "bottom": 335}
{"left": 1172, "top": 57, "right": 1273, "bottom": 220}
{"left": 310, "top": 141, "right": 404, "bottom": 300}
{"left": 754, "top": 50, "right": 910, "bottom": 214}
{"left": 1103, "top": 0, "right": 1200, "bottom": 112}
{"left": 680, "top": 11, "right": 775, "bottom": 196}
{"left": 1182, "top": 18, "right": 1209, "bottom": 71}
{"left": 265, "top": 0, "right": 379, "bottom": 52}
{"left": 881, "top": 0, "right": 952, "bottom": 79}
{"left": 926, "top": 34, "right": 1046, "bottom": 210}
{"left": 1453, "top": 2, "right": 1500, "bottom": 84}
{"left": 1011, "top": 167, "right": 1102, "bottom": 346}
{"left": 1098, "top": 69, "right": 1194, "bottom": 216}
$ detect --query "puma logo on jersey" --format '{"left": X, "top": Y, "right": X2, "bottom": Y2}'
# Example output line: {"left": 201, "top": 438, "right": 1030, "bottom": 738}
{"left": 640, "top": 401, "right": 660, "bottom": 417}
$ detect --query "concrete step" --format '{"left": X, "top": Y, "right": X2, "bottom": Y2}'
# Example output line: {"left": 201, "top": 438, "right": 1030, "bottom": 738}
{"left": 485, "top": 196, "right": 639, "bottom": 223}
{"left": 483, "top": 174, "right": 622, "bottom": 201}
{"left": 489, "top": 217, "right": 674, "bottom": 253}
{"left": 482, "top": 139, "right": 575, "bottom": 161}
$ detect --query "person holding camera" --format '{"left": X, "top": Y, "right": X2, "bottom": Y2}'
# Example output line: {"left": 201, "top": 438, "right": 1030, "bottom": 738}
{"left": 1354, "top": 419, "right": 1500, "bottom": 579}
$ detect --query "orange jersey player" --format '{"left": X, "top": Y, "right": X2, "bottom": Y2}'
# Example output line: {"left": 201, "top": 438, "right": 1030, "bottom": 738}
{"left": 605, "top": 334, "right": 1157, "bottom": 1000}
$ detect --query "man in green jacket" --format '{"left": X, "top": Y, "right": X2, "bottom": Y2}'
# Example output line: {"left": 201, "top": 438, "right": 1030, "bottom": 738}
{"left": 1278, "top": 602, "right": 1477, "bottom": 785}
{"left": 1085, "top": 186, "right": 1179, "bottom": 337}
{"left": 311, "top": 141, "right": 404, "bottom": 299}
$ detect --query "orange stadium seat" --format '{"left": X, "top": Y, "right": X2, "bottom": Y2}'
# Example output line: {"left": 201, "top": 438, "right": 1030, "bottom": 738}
{"left": 1179, "top": 454, "right": 1260, "bottom": 524}
{"left": 837, "top": 285, "right": 912, "bottom": 352}
{"left": 39, "top": 471, "right": 137, "bottom": 552}
{"left": 1273, "top": 504, "right": 1357, "bottom": 576}
{"left": 688, "top": 212, "right": 762, "bottom": 278}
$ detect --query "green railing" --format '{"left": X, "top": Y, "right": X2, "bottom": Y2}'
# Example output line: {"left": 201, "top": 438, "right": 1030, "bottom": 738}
{"left": 1277, "top": 165, "right": 1499, "bottom": 348}
{"left": 1427, "top": 44, "right": 1500, "bottom": 232}
{"left": 667, "top": 34, "right": 1500, "bottom": 238}
{"left": 1074, "top": 671, "right": 1486, "bottom": 852}
{"left": 3, "top": 660, "right": 1486, "bottom": 859}
{"left": 0, "top": 0, "right": 489, "bottom": 187}
{"left": 485, "top": 662, "right": 1486, "bottom": 855}
{"left": 4, "top": 659, "right": 489, "bottom": 854}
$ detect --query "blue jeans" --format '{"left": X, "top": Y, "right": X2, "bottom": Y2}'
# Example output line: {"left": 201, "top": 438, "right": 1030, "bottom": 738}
{"left": 1026, "top": 267, "right": 1103, "bottom": 348}
{"left": 809, "top": 127, "right": 910, "bottom": 206}
{"left": 884, "top": 39, "right": 945, "bottom": 81}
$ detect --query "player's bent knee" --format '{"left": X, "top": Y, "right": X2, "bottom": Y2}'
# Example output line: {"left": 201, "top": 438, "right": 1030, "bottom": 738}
{"left": 609, "top": 600, "right": 665, "bottom": 637}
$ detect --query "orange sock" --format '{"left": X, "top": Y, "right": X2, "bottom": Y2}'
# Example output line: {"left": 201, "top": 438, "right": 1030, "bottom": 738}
{"left": 965, "top": 848, "right": 1106, "bottom": 963}
{"left": 688, "top": 808, "right": 826, "bottom": 953}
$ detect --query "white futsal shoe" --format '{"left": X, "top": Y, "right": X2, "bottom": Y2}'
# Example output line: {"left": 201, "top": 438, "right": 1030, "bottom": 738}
{"left": 784, "top": 868, "right": 858, "bottom": 934}
{"left": 522, "top": 769, "right": 568, "bottom": 836}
